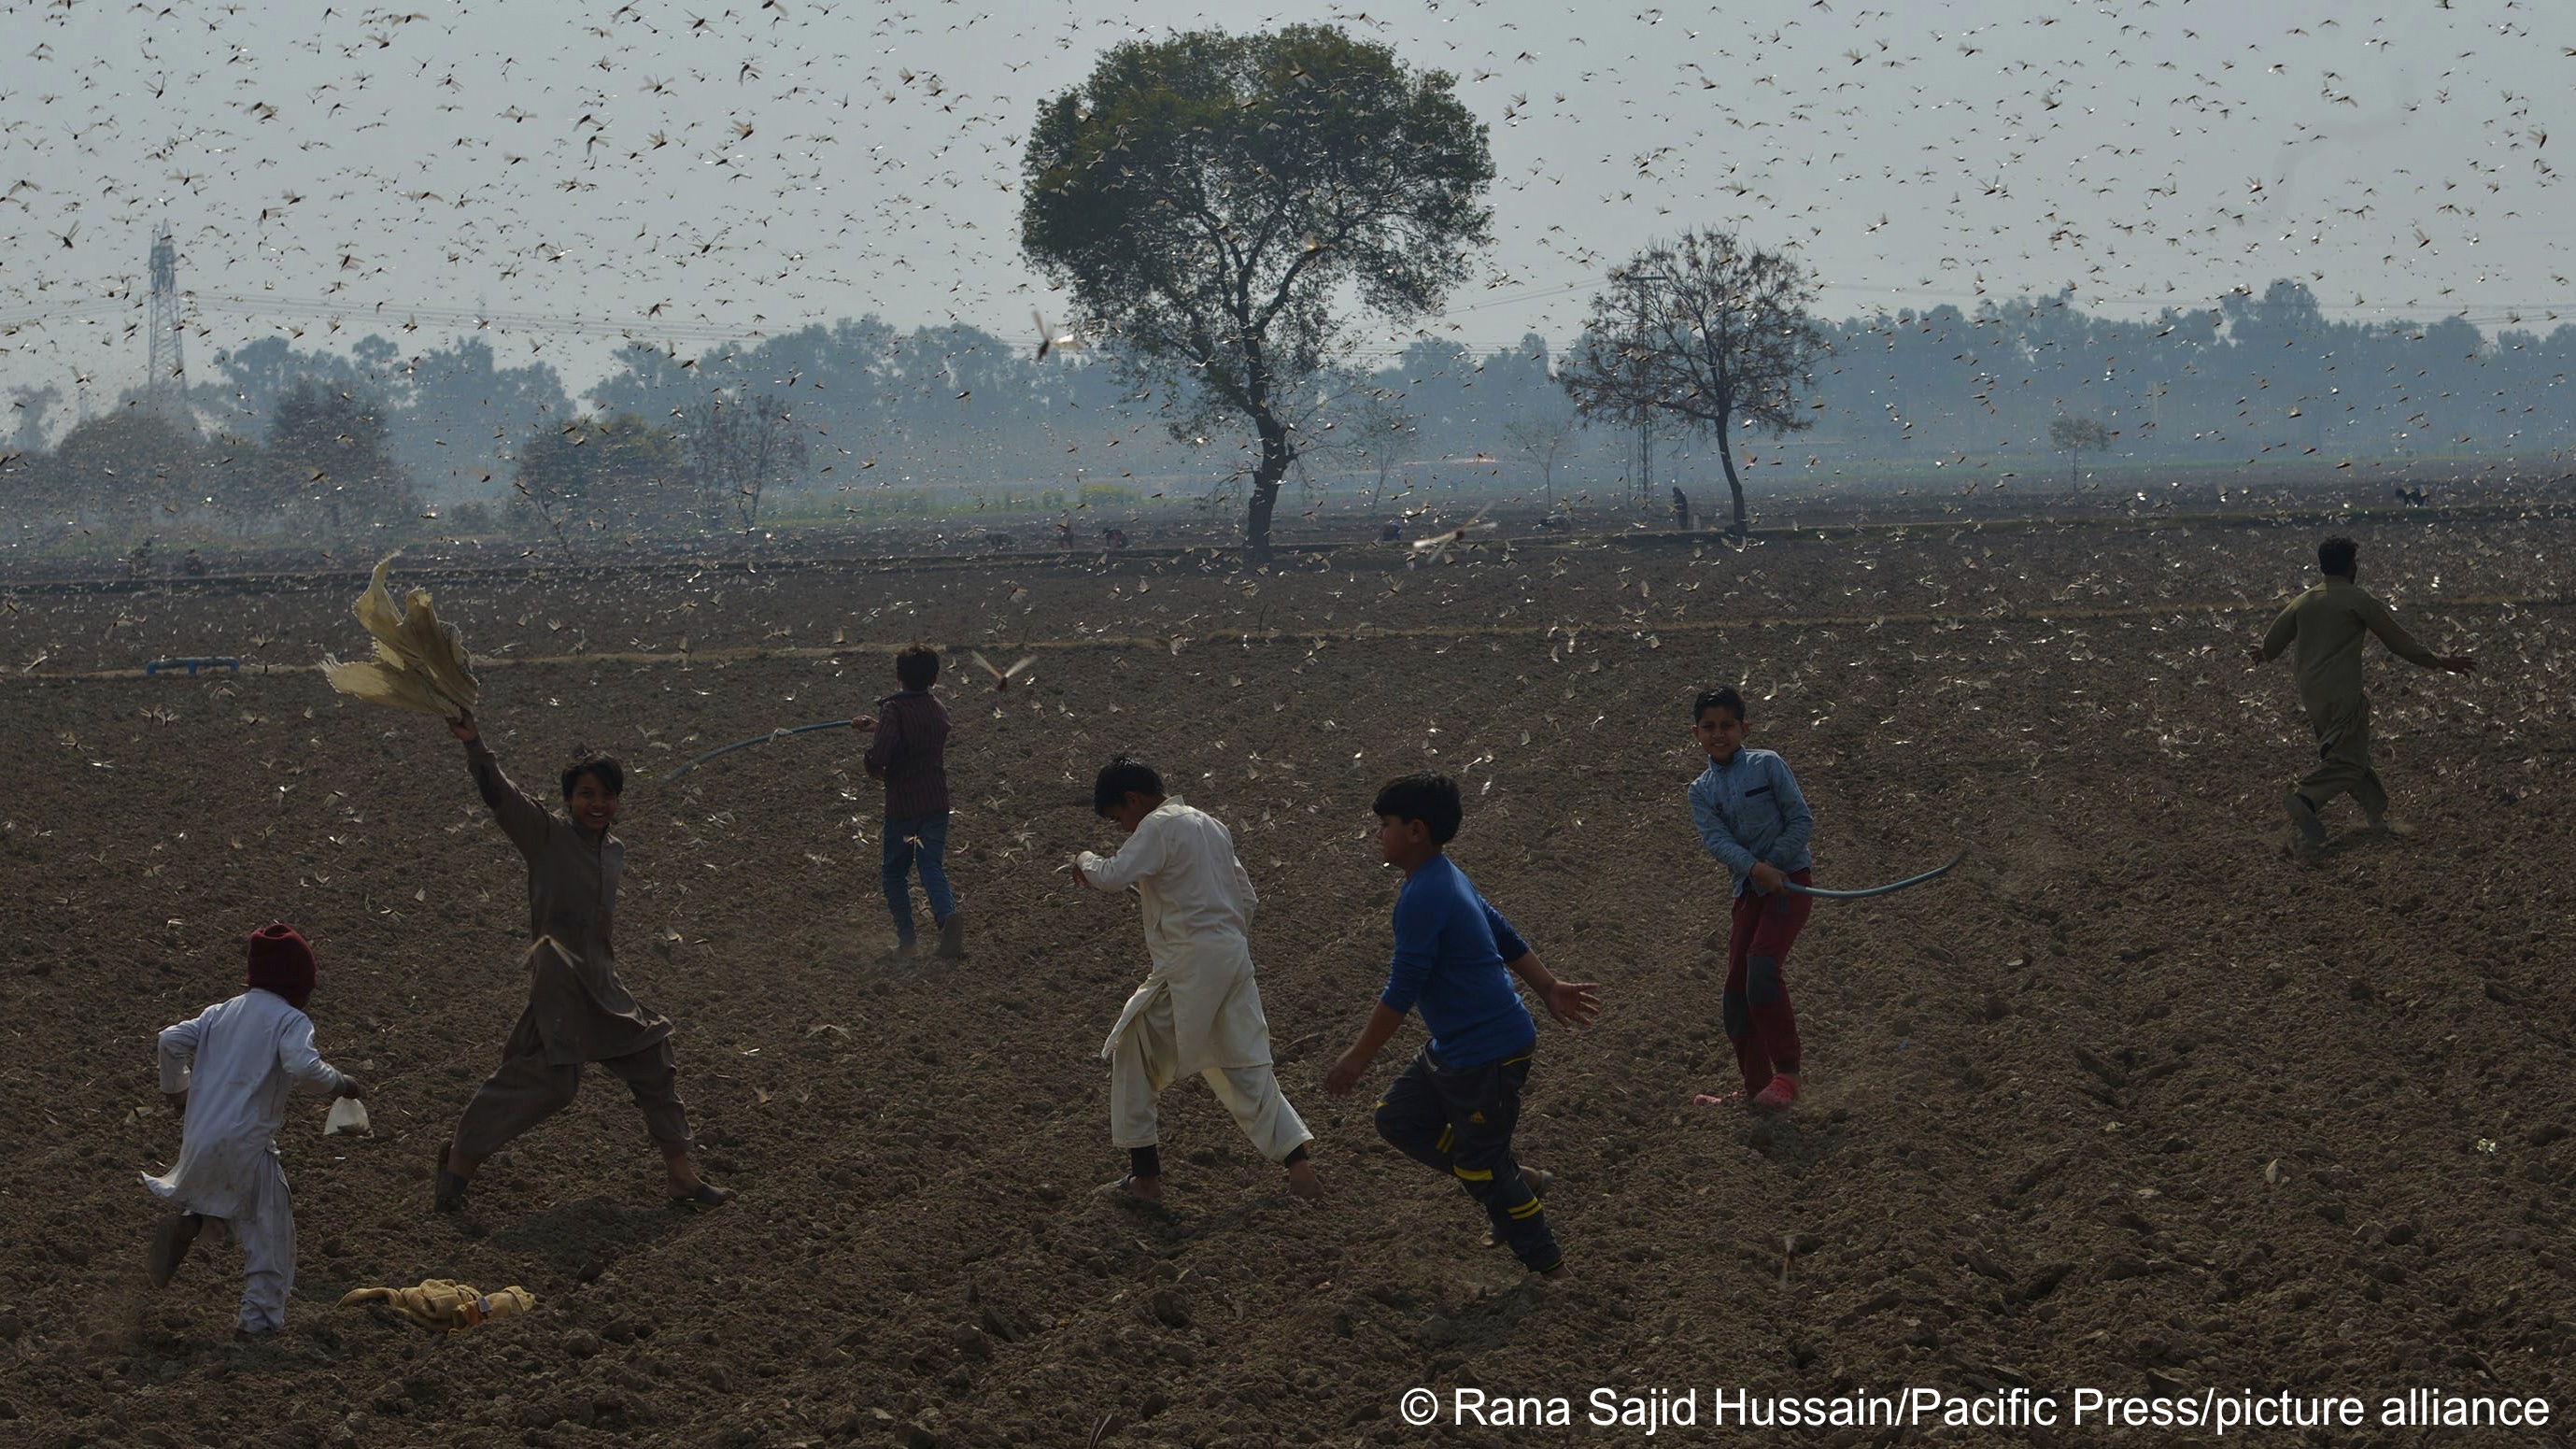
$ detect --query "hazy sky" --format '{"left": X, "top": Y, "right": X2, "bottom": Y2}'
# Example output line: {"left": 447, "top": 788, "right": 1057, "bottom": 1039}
{"left": 3, "top": 0, "right": 2569, "bottom": 410}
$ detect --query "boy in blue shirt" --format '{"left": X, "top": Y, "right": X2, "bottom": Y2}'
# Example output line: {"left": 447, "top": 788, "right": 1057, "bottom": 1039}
{"left": 1324, "top": 774, "right": 1601, "bottom": 1277}
{"left": 1687, "top": 686, "right": 1816, "bottom": 1112}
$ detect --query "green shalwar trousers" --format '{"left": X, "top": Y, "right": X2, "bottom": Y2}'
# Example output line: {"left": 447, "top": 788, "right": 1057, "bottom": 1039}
{"left": 2299, "top": 691, "right": 2386, "bottom": 823}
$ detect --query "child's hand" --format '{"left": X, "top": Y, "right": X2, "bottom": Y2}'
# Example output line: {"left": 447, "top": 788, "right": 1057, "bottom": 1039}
{"left": 335, "top": 1076, "right": 365, "bottom": 1101}
{"left": 448, "top": 711, "right": 478, "bottom": 743}
{"left": 1542, "top": 979, "right": 1604, "bottom": 1028}
{"left": 850, "top": 714, "right": 876, "bottom": 732}
{"left": 1322, "top": 1050, "right": 1371, "bottom": 1098}
{"left": 1749, "top": 860, "right": 1787, "bottom": 896}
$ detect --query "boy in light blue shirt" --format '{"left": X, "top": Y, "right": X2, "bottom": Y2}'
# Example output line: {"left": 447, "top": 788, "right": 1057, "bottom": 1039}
{"left": 1688, "top": 686, "right": 1816, "bottom": 1112}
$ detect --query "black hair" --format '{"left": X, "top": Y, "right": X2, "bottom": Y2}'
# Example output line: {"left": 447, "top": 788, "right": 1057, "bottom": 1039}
{"left": 560, "top": 752, "right": 626, "bottom": 800}
{"left": 1372, "top": 772, "right": 1462, "bottom": 846}
{"left": 896, "top": 643, "right": 940, "bottom": 690}
{"left": 1692, "top": 686, "right": 1748, "bottom": 724}
{"left": 2317, "top": 536, "right": 2357, "bottom": 578}
{"left": 1092, "top": 755, "right": 1164, "bottom": 817}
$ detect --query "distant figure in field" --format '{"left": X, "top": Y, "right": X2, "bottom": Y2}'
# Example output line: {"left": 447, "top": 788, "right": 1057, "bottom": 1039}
{"left": 1672, "top": 487, "right": 1691, "bottom": 532}
{"left": 850, "top": 644, "right": 963, "bottom": 962}
{"left": 1103, "top": 526, "right": 1129, "bottom": 550}
{"left": 2394, "top": 486, "right": 2428, "bottom": 507}
{"left": 2251, "top": 536, "right": 2475, "bottom": 859}
{"left": 1380, "top": 520, "right": 1404, "bottom": 543}
{"left": 182, "top": 549, "right": 207, "bottom": 578}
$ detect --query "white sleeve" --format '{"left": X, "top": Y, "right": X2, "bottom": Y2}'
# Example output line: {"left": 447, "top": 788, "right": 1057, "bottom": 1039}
{"left": 156, "top": 1013, "right": 208, "bottom": 1094}
{"left": 1231, "top": 849, "right": 1258, "bottom": 922}
{"left": 276, "top": 1012, "right": 345, "bottom": 1094}
{"left": 1078, "top": 814, "right": 1168, "bottom": 892}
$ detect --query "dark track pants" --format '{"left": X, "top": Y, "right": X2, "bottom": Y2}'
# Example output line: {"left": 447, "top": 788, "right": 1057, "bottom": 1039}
{"left": 1374, "top": 1044, "right": 1561, "bottom": 1272}
{"left": 1726, "top": 872, "right": 1812, "bottom": 1095}
{"left": 454, "top": 1030, "right": 693, "bottom": 1161}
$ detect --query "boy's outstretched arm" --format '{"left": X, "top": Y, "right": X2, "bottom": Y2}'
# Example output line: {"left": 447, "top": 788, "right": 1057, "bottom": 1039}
{"left": 1324, "top": 1003, "right": 1407, "bottom": 1098}
{"left": 2360, "top": 594, "right": 2475, "bottom": 674}
{"left": 451, "top": 710, "right": 550, "bottom": 855}
{"left": 1504, "top": 951, "right": 1602, "bottom": 1028}
{"left": 2250, "top": 600, "right": 2300, "bottom": 665}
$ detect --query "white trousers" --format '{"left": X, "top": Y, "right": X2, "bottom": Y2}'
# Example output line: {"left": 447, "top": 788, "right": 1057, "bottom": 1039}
{"left": 1108, "top": 986, "right": 1311, "bottom": 1163}
{"left": 175, "top": 1160, "right": 295, "bottom": 1333}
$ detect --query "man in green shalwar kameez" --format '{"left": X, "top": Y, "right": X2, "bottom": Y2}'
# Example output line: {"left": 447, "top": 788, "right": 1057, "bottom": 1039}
{"left": 2251, "top": 536, "right": 2476, "bottom": 859}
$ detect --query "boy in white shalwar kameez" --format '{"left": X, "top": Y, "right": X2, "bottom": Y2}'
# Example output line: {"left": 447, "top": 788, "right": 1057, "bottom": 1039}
{"left": 1072, "top": 757, "right": 1323, "bottom": 1205}
{"left": 142, "top": 923, "right": 363, "bottom": 1335}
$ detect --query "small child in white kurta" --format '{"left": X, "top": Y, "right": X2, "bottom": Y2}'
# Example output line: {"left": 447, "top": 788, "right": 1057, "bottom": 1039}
{"left": 145, "top": 986, "right": 350, "bottom": 1333}
{"left": 1076, "top": 782, "right": 1315, "bottom": 1199}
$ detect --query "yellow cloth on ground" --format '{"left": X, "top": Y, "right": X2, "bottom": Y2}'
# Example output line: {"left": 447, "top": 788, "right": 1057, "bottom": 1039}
{"left": 338, "top": 1279, "right": 534, "bottom": 1333}
{"left": 322, "top": 554, "right": 479, "bottom": 719}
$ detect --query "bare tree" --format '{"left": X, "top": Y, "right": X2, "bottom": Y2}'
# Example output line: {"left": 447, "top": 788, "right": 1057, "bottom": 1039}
{"left": 686, "top": 391, "right": 809, "bottom": 533}
{"left": 1502, "top": 399, "right": 1577, "bottom": 510}
{"left": 2048, "top": 414, "right": 2114, "bottom": 486}
{"left": 1559, "top": 229, "right": 1827, "bottom": 537}
{"left": 1344, "top": 389, "right": 1419, "bottom": 514}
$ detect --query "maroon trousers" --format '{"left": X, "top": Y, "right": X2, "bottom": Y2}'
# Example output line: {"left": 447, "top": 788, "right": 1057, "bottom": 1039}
{"left": 1725, "top": 871, "right": 1812, "bottom": 1094}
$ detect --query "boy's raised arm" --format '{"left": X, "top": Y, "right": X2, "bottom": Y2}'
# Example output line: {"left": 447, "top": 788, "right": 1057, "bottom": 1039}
{"left": 452, "top": 712, "right": 549, "bottom": 857}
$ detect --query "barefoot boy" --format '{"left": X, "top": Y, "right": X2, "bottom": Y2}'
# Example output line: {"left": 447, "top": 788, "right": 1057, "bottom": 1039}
{"left": 1323, "top": 774, "right": 1599, "bottom": 1276}
{"left": 1688, "top": 686, "right": 1815, "bottom": 1111}
{"left": 2252, "top": 536, "right": 2476, "bottom": 859}
{"left": 144, "top": 923, "right": 364, "bottom": 1335}
{"left": 851, "top": 644, "right": 962, "bottom": 961}
{"left": 434, "top": 711, "right": 729, "bottom": 1214}
{"left": 1072, "top": 756, "right": 1322, "bottom": 1204}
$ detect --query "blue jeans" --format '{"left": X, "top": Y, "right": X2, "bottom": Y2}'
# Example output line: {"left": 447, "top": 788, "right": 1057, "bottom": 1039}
{"left": 881, "top": 813, "right": 955, "bottom": 945}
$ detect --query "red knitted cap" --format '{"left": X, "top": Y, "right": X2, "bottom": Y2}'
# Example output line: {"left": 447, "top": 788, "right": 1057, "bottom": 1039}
{"left": 245, "top": 921, "right": 318, "bottom": 1008}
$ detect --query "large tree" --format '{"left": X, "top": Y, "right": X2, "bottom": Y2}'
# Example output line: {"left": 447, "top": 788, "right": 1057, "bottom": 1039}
{"left": 267, "top": 381, "right": 417, "bottom": 535}
{"left": 512, "top": 412, "right": 686, "bottom": 555}
{"left": 683, "top": 391, "right": 809, "bottom": 533}
{"left": 1560, "top": 230, "right": 1826, "bottom": 537}
{"left": 1021, "top": 23, "right": 1493, "bottom": 556}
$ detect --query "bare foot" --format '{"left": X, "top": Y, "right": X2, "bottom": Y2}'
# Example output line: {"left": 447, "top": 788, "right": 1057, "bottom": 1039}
{"left": 1097, "top": 1173, "right": 1164, "bottom": 1206}
{"left": 1285, "top": 1158, "right": 1323, "bottom": 1201}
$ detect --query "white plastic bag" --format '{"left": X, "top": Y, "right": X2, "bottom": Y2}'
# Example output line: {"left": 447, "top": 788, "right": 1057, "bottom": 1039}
{"left": 325, "top": 1096, "right": 372, "bottom": 1137}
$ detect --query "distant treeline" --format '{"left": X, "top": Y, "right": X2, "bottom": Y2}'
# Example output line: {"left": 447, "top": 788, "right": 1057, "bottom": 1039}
{"left": 4, "top": 278, "right": 2569, "bottom": 547}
